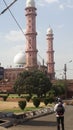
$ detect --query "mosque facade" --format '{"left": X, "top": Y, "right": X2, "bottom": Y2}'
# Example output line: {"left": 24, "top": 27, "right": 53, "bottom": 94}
{"left": 0, "top": 0, "right": 55, "bottom": 93}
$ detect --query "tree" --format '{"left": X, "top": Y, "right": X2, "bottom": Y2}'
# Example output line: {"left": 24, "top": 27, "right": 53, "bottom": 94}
{"left": 52, "top": 80, "right": 65, "bottom": 97}
{"left": 13, "top": 70, "right": 31, "bottom": 95}
{"left": 13, "top": 70, "right": 52, "bottom": 98}
{"left": 32, "top": 70, "right": 52, "bottom": 97}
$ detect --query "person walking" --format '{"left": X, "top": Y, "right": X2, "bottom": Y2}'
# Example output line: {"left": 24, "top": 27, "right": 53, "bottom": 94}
{"left": 54, "top": 98, "right": 65, "bottom": 130}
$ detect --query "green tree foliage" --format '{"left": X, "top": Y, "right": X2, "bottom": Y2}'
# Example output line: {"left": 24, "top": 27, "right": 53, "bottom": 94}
{"left": 18, "top": 100, "right": 26, "bottom": 110}
{"left": 0, "top": 94, "right": 9, "bottom": 101}
{"left": 2, "top": 95, "right": 8, "bottom": 101}
{"left": 32, "top": 97, "right": 40, "bottom": 108}
{"left": 32, "top": 70, "right": 52, "bottom": 98}
{"left": 13, "top": 70, "right": 52, "bottom": 98}
{"left": 52, "top": 80, "right": 65, "bottom": 97}
{"left": 48, "top": 89, "right": 55, "bottom": 97}
{"left": 13, "top": 70, "right": 31, "bottom": 95}
{"left": 25, "top": 95, "right": 31, "bottom": 102}
{"left": 43, "top": 97, "right": 49, "bottom": 106}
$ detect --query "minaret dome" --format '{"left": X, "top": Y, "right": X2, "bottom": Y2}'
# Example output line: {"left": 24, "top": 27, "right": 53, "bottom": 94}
{"left": 26, "top": 0, "right": 35, "bottom": 7}
{"left": 47, "top": 27, "right": 53, "bottom": 35}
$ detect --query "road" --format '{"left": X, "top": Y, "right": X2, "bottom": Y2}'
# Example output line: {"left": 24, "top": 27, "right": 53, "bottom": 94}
{"left": 1, "top": 105, "right": 73, "bottom": 130}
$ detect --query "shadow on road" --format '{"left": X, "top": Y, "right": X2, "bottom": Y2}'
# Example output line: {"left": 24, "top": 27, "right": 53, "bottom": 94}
{"left": 23, "top": 120, "right": 57, "bottom": 127}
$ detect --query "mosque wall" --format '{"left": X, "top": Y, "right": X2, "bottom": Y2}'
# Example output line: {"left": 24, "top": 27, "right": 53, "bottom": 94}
{"left": 0, "top": 0, "right": 73, "bottom": 97}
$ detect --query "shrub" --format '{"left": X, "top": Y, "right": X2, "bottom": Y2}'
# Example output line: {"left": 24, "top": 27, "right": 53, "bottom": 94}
{"left": 2, "top": 95, "right": 8, "bottom": 101}
{"left": 43, "top": 97, "right": 49, "bottom": 106}
{"left": 32, "top": 97, "right": 40, "bottom": 108}
{"left": 48, "top": 96, "right": 54, "bottom": 103}
{"left": 25, "top": 95, "right": 31, "bottom": 102}
{"left": 18, "top": 100, "right": 26, "bottom": 110}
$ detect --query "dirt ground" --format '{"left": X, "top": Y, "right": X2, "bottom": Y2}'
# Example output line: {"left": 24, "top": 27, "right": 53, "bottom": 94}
{"left": 0, "top": 98, "right": 73, "bottom": 111}
{"left": 0, "top": 101, "right": 19, "bottom": 110}
{"left": 0, "top": 101, "right": 45, "bottom": 111}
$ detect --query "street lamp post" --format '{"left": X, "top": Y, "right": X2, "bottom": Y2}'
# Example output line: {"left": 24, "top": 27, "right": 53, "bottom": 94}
{"left": 64, "top": 60, "right": 72, "bottom": 99}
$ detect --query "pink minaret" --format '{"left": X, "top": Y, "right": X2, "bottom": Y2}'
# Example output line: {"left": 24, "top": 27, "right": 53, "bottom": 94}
{"left": 25, "top": 0, "right": 38, "bottom": 70}
{"left": 46, "top": 27, "right": 55, "bottom": 79}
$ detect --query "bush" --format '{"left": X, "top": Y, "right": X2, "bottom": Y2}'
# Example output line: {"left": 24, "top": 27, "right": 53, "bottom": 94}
{"left": 25, "top": 95, "right": 31, "bottom": 102}
{"left": 18, "top": 100, "right": 26, "bottom": 110}
{"left": 2, "top": 95, "right": 8, "bottom": 101}
{"left": 48, "top": 96, "right": 54, "bottom": 103}
{"left": 32, "top": 97, "right": 40, "bottom": 108}
{"left": 43, "top": 97, "right": 49, "bottom": 106}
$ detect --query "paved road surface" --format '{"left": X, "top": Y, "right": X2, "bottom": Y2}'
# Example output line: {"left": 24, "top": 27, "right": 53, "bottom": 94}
{"left": 0, "top": 105, "right": 73, "bottom": 130}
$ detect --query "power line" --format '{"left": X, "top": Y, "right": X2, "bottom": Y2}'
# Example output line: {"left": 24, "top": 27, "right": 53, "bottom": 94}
{"left": 0, "top": 0, "right": 18, "bottom": 15}
{"left": 1, "top": 0, "right": 45, "bottom": 63}
{"left": 2, "top": 0, "right": 24, "bottom": 35}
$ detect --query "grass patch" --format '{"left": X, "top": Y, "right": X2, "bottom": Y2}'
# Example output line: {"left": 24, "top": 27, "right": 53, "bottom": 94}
{"left": 0, "top": 94, "right": 30, "bottom": 99}
{"left": 1, "top": 106, "right": 41, "bottom": 113}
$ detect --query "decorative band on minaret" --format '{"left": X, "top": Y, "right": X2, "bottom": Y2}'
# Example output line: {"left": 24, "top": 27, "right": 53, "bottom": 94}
{"left": 25, "top": 0, "right": 38, "bottom": 70}
{"left": 46, "top": 27, "right": 55, "bottom": 80}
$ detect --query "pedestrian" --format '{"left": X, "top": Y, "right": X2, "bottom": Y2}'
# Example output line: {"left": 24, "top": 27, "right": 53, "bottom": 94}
{"left": 54, "top": 98, "right": 65, "bottom": 130}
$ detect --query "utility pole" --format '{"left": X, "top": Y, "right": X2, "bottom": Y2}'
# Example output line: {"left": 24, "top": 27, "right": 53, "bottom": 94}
{"left": 64, "top": 60, "right": 72, "bottom": 99}
{"left": 64, "top": 64, "right": 67, "bottom": 99}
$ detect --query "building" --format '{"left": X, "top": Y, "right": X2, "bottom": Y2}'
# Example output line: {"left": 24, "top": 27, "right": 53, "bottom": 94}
{"left": 0, "top": 0, "right": 55, "bottom": 93}
{"left": 46, "top": 27, "right": 55, "bottom": 79}
{"left": 25, "top": 0, "right": 38, "bottom": 70}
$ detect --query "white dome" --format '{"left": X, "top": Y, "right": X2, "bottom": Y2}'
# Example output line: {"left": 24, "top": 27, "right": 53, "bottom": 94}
{"left": 47, "top": 27, "right": 53, "bottom": 34}
{"left": 26, "top": 0, "right": 35, "bottom": 7}
{"left": 14, "top": 51, "right": 26, "bottom": 65}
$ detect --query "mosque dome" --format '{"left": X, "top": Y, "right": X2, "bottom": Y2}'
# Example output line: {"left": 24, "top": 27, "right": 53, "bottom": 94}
{"left": 26, "top": 0, "right": 35, "bottom": 7}
{"left": 47, "top": 27, "right": 53, "bottom": 34}
{"left": 14, "top": 51, "right": 26, "bottom": 65}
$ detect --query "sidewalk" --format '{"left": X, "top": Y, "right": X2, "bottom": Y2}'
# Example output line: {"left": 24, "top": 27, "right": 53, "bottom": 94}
{"left": 0, "top": 105, "right": 73, "bottom": 130}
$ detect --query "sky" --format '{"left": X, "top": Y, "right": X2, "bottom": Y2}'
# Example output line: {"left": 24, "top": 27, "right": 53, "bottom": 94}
{"left": 0, "top": 0, "right": 73, "bottom": 79}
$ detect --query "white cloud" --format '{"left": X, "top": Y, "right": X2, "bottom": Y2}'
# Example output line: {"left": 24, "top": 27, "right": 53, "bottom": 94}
{"left": 0, "top": 30, "right": 25, "bottom": 67}
{"left": 5, "top": 30, "right": 25, "bottom": 42}
{"left": 12, "top": 45, "right": 25, "bottom": 54}
{"left": 0, "top": 33, "right": 4, "bottom": 39}
{"left": 59, "top": 1, "right": 73, "bottom": 10}
{"left": 57, "top": 24, "right": 64, "bottom": 29}
{"left": 59, "top": 4, "right": 64, "bottom": 10}
{"left": 45, "top": 0, "right": 59, "bottom": 3}
{"left": 0, "top": 44, "right": 25, "bottom": 68}
{"left": 66, "top": 4, "right": 73, "bottom": 8}
{"left": 37, "top": 0, "right": 59, "bottom": 6}
{"left": 37, "top": 0, "right": 73, "bottom": 9}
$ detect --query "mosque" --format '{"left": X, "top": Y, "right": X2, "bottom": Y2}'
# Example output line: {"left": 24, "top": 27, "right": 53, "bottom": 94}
{"left": 0, "top": 0, "right": 55, "bottom": 93}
